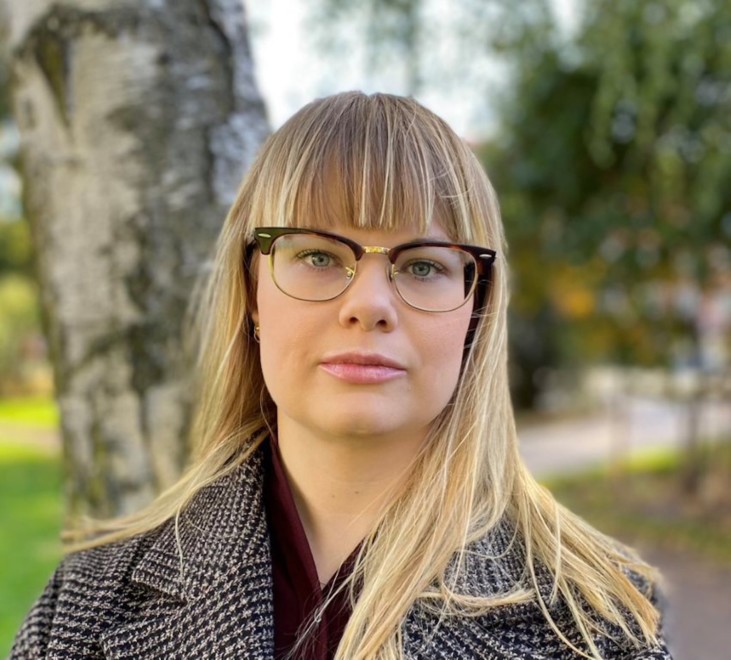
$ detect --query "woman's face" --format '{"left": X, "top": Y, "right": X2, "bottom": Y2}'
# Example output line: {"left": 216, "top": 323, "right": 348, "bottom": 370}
{"left": 252, "top": 222, "right": 473, "bottom": 445}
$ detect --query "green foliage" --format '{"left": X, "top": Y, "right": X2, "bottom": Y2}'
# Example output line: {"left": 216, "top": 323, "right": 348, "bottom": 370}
{"left": 0, "top": 52, "right": 9, "bottom": 120}
{"left": 307, "top": 0, "right": 554, "bottom": 97}
{"left": 0, "top": 442, "right": 62, "bottom": 654}
{"left": 0, "top": 219, "right": 34, "bottom": 277}
{"left": 546, "top": 441, "right": 731, "bottom": 565}
{"left": 581, "top": 0, "right": 731, "bottom": 270}
{"left": 0, "top": 274, "right": 42, "bottom": 390}
{"left": 483, "top": 0, "right": 731, "bottom": 386}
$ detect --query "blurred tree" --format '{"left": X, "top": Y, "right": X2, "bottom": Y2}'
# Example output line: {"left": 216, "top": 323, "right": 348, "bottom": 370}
{"left": 4, "top": 0, "right": 269, "bottom": 519}
{"left": 308, "top": 0, "right": 554, "bottom": 100}
{"left": 0, "top": 41, "right": 10, "bottom": 118}
{"left": 2, "top": 33, "right": 46, "bottom": 398}
{"left": 0, "top": 218, "right": 41, "bottom": 394}
{"left": 483, "top": 0, "right": 731, "bottom": 491}
{"left": 583, "top": 0, "right": 731, "bottom": 494}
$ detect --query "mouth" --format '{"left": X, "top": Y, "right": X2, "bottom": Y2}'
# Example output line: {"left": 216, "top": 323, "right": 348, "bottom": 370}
{"left": 321, "top": 352, "right": 406, "bottom": 368}
{"left": 319, "top": 352, "right": 407, "bottom": 384}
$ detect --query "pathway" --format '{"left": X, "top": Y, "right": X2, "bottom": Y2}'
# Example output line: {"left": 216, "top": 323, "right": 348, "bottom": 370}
{"left": 519, "top": 396, "right": 731, "bottom": 478}
{"left": 641, "top": 545, "right": 731, "bottom": 660}
{"left": 518, "top": 398, "right": 731, "bottom": 660}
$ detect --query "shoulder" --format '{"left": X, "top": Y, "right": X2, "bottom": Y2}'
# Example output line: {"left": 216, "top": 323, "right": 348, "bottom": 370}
{"left": 65, "top": 530, "right": 153, "bottom": 581}
{"left": 68, "top": 530, "right": 157, "bottom": 584}
{"left": 403, "top": 519, "right": 674, "bottom": 659}
{"left": 10, "top": 459, "right": 269, "bottom": 659}
{"left": 9, "top": 532, "right": 156, "bottom": 659}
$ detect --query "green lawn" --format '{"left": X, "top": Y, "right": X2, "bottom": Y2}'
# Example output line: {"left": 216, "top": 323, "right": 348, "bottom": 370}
{"left": 546, "top": 444, "right": 731, "bottom": 565}
{"left": 0, "top": 409, "right": 62, "bottom": 656}
{"left": 0, "top": 397, "right": 58, "bottom": 428}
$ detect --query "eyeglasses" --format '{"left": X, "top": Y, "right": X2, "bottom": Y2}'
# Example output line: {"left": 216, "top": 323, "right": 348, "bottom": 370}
{"left": 250, "top": 227, "right": 496, "bottom": 312}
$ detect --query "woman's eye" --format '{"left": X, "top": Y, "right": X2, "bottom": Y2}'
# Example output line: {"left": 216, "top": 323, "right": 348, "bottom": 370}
{"left": 405, "top": 260, "right": 444, "bottom": 279}
{"left": 298, "top": 250, "right": 337, "bottom": 268}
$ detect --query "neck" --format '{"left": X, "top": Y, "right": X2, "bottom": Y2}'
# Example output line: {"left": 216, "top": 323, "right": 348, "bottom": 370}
{"left": 276, "top": 419, "right": 426, "bottom": 584}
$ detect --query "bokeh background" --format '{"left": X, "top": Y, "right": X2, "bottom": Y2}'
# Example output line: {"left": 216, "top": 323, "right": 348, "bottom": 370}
{"left": 1, "top": 0, "right": 729, "bottom": 657}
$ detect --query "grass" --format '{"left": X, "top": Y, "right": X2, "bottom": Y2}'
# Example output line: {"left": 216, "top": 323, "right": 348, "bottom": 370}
{"left": 0, "top": 406, "right": 62, "bottom": 655}
{"left": 0, "top": 396, "right": 58, "bottom": 428}
{"left": 546, "top": 443, "right": 731, "bottom": 565}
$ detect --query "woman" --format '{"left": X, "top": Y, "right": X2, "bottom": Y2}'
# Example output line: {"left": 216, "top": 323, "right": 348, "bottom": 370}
{"left": 12, "top": 92, "right": 672, "bottom": 659}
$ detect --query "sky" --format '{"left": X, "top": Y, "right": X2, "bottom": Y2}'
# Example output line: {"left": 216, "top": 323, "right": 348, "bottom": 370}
{"left": 243, "top": 0, "right": 581, "bottom": 140}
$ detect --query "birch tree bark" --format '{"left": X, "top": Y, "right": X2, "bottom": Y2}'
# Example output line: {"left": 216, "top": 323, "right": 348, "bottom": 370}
{"left": 3, "top": 0, "right": 269, "bottom": 519}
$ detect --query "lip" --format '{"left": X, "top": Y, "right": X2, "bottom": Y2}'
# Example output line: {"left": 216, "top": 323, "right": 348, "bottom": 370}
{"left": 319, "top": 352, "right": 407, "bottom": 384}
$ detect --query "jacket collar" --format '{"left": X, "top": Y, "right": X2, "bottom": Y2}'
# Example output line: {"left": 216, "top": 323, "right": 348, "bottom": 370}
{"left": 130, "top": 447, "right": 554, "bottom": 609}
{"left": 104, "top": 445, "right": 559, "bottom": 659}
{"left": 130, "top": 449, "right": 270, "bottom": 603}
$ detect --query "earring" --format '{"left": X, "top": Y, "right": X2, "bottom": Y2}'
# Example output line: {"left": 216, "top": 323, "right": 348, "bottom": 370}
{"left": 253, "top": 325, "right": 261, "bottom": 343}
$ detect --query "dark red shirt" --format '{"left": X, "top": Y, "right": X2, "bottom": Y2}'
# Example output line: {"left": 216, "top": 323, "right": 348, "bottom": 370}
{"left": 263, "top": 438, "right": 353, "bottom": 659}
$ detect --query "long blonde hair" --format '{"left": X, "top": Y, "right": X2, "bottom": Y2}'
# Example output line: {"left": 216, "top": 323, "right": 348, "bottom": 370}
{"left": 70, "top": 92, "right": 661, "bottom": 659}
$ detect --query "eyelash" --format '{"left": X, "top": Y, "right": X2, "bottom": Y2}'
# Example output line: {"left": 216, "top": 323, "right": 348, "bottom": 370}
{"left": 296, "top": 249, "right": 340, "bottom": 267}
{"left": 400, "top": 259, "right": 447, "bottom": 278}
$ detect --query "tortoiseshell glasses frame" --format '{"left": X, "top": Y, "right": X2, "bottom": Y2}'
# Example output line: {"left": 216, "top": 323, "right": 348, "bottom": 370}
{"left": 248, "top": 226, "right": 496, "bottom": 313}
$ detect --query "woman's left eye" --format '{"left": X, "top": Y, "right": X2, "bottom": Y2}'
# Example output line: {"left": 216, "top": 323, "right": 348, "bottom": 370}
{"left": 404, "top": 260, "right": 445, "bottom": 279}
{"left": 308, "top": 252, "right": 332, "bottom": 267}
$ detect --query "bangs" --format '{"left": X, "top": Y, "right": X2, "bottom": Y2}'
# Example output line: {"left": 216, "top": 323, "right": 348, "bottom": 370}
{"left": 248, "top": 93, "right": 483, "bottom": 244}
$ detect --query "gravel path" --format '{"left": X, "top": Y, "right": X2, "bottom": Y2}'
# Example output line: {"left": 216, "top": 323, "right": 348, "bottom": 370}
{"left": 519, "top": 396, "right": 731, "bottom": 479}
{"left": 640, "top": 545, "right": 731, "bottom": 660}
{"left": 0, "top": 422, "right": 59, "bottom": 453}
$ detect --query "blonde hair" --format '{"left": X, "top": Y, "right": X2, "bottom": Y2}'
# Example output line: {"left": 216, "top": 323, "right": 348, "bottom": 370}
{"left": 69, "top": 92, "right": 661, "bottom": 659}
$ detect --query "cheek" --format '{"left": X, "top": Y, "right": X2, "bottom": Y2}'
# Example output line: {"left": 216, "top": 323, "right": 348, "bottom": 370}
{"left": 421, "top": 309, "right": 472, "bottom": 385}
{"left": 257, "top": 318, "right": 300, "bottom": 410}
{"left": 255, "top": 272, "right": 322, "bottom": 401}
{"left": 254, "top": 258, "right": 292, "bottom": 338}
{"left": 443, "top": 307, "right": 472, "bottom": 353}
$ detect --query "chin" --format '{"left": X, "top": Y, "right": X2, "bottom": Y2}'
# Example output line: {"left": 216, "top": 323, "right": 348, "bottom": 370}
{"left": 324, "top": 417, "right": 400, "bottom": 439}
{"left": 318, "top": 395, "right": 438, "bottom": 440}
{"left": 321, "top": 408, "right": 432, "bottom": 443}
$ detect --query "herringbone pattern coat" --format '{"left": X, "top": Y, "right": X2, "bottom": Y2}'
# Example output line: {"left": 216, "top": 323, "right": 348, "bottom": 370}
{"left": 11, "top": 450, "right": 672, "bottom": 659}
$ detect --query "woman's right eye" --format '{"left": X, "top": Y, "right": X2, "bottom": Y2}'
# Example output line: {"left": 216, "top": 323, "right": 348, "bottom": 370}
{"left": 297, "top": 250, "right": 338, "bottom": 268}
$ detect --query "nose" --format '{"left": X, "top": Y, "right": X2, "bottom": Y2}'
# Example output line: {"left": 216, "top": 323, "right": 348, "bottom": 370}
{"left": 337, "top": 256, "right": 399, "bottom": 331}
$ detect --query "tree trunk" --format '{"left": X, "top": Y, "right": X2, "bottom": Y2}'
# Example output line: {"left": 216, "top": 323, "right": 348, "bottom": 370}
{"left": 5, "top": 0, "right": 269, "bottom": 519}
{"left": 680, "top": 324, "right": 707, "bottom": 496}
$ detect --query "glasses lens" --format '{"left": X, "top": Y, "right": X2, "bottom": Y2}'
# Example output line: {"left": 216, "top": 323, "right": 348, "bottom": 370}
{"left": 271, "top": 233, "right": 356, "bottom": 301}
{"left": 393, "top": 246, "right": 477, "bottom": 311}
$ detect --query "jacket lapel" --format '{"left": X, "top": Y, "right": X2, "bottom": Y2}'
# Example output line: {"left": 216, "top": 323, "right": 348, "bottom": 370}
{"left": 97, "top": 449, "right": 559, "bottom": 659}
{"left": 403, "top": 520, "right": 559, "bottom": 659}
{"left": 100, "top": 451, "right": 275, "bottom": 659}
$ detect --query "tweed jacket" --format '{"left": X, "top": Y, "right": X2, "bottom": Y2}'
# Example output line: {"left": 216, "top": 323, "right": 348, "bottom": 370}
{"left": 11, "top": 449, "right": 672, "bottom": 659}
